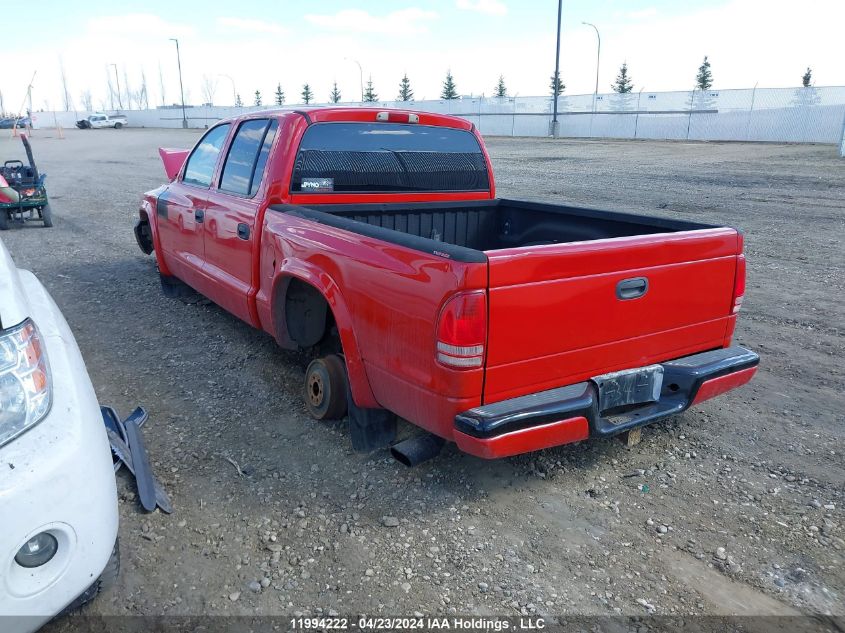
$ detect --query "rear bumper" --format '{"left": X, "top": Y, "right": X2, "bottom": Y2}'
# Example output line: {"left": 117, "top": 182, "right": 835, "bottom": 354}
{"left": 454, "top": 346, "right": 758, "bottom": 459}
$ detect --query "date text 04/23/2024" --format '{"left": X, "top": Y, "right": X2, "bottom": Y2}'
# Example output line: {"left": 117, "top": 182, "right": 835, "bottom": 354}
{"left": 289, "top": 616, "right": 547, "bottom": 630}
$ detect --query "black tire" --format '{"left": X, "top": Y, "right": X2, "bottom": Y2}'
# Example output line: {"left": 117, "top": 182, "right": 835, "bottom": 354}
{"left": 40, "top": 203, "right": 53, "bottom": 228}
{"left": 0, "top": 211, "right": 8, "bottom": 231}
{"left": 114, "top": 122, "right": 123, "bottom": 129}
{"left": 304, "top": 355, "right": 348, "bottom": 420}
{"left": 59, "top": 537, "right": 120, "bottom": 615}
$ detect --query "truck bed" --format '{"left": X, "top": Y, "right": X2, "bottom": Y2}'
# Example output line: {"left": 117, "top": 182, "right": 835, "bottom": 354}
{"left": 273, "top": 197, "right": 740, "bottom": 409}
{"left": 277, "top": 199, "right": 719, "bottom": 260}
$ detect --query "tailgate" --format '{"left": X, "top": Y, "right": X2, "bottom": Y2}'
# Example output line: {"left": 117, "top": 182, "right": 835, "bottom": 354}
{"left": 483, "top": 228, "right": 741, "bottom": 403}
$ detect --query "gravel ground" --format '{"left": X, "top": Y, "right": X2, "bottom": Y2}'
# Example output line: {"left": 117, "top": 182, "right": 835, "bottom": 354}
{"left": 1, "top": 128, "right": 842, "bottom": 626}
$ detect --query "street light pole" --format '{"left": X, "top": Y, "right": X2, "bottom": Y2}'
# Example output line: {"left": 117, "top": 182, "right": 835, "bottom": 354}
{"left": 582, "top": 22, "right": 601, "bottom": 108}
{"left": 551, "top": 0, "right": 562, "bottom": 137}
{"left": 110, "top": 63, "right": 123, "bottom": 111}
{"left": 345, "top": 57, "right": 364, "bottom": 102}
{"left": 170, "top": 38, "right": 188, "bottom": 128}
{"left": 218, "top": 74, "right": 237, "bottom": 106}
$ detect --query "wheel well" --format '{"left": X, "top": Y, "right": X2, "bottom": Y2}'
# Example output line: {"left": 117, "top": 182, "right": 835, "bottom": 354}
{"left": 283, "top": 278, "right": 338, "bottom": 351}
{"left": 135, "top": 210, "right": 154, "bottom": 254}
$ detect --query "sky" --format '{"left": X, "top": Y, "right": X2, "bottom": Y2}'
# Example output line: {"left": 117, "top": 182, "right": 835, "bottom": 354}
{"left": 0, "top": 0, "right": 842, "bottom": 113}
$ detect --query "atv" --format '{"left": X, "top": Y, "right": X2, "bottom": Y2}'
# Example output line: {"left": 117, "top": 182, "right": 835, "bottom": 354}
{"left": 0, "top": 133, "right": 52, "bottom": 230}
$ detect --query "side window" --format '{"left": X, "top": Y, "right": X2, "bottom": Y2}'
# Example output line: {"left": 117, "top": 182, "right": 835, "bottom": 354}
{"left": 183, "top": 124, "right": 231, "bottom": 187}
{"left": 219, "top": 119, "right": 278, "bottom": 196}
{"left": 249, "top": 120, "right": 278, "bottom": 196}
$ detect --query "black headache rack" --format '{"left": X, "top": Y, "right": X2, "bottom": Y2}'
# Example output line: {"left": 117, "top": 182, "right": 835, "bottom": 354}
{"left": 455, "top": 346, "right": 760, "bottom": 439}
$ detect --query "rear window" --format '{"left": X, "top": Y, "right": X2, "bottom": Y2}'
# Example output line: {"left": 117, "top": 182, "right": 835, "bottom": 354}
{"left": 291, "top": 122, "right": 489, "bottom": 194}
{"left": 219, "top": 119, "right": 278, "bottom": 196}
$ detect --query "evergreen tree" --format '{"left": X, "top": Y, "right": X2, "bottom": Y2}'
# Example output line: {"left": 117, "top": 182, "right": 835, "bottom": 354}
{"left": 612, "top": 63, "right": 633, "bottom": 93}
{"left": 441, "top": 70, "right": 458, "bottom": 100}
{"left": 301, "top": 84, "right": 313, "bottom": 104}
{"left": 330, "top": 81, "right": 341, "bottom": 103}
{"left": 274, "top": 83, "right": 285, "bottom": 106}
{"left": 363, "top": 76, "right": 378, "bottom": 102}
{"left": 254, "top": 90, "right": 262, "bottom": 106}
{"left": 549, "top": 70, "right": 565, "bottom": 97}
{"left": 695, "top": 56, "right": 713, "bottom": 90}
{"left": 234, "top": 93, "right": 243, "bottom": 107}
{"left": 494, "top": 75, "right": 507, "bottom": 98}
{"left": 397, "top": 74, "right": 414, "bottom": 101}
{"left": 802, "top": 67, "right": 812, "bottom": 88}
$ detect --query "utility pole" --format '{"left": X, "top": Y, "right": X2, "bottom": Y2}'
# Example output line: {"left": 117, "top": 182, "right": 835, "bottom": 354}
{"left": 110, "top": 63, "right": 123, "bottom": 110}
{"left": 170, "top": 38, "right": 188, "bottom": 128}
{"left": 551, "top": 0, "right": 562, "bottom": 137}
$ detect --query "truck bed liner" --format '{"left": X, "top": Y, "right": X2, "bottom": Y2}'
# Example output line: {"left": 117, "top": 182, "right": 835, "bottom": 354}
{"left": 275, "top": 199, "right": 720, "bottom": 260}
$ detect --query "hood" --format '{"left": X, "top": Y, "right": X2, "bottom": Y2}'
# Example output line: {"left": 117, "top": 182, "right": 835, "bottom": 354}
{"left": 158, "top": 147, "right": 190, "bottom": 181}
{"left": 0, "top": 237, "right": 30, "bottom": 330}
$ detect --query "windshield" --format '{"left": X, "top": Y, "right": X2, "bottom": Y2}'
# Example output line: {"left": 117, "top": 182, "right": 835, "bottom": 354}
{"left": 291, "top": 122, "right": 489, "bottom": 194}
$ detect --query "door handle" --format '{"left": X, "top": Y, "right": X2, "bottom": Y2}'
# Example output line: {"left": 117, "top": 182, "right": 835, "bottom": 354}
{"left": 616, "top": 277, "right": 649, "bottom": 300}
{"left": 237, "top": 223, "right": 250, "bottom": 240}
{"left": 195, "top": 209, "right": 205, "bottom": 223}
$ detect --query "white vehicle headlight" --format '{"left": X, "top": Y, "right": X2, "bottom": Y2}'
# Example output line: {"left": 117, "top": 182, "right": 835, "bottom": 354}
{"left": 0, "top": 319, "right": 51, "bottom": 447}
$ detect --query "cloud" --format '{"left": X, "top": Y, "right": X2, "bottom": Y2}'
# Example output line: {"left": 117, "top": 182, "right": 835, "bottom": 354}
{"left": 217, "top": 17, "right": 288, "bottom": 35}
{"left": 86, "top": 13, "right": 194, "bottom": 38}
{"left": 612, "top": 7, "right": 659, "bottom": 21}
{"left": 304, "top": 8, "right": 438, "bottom": 35}
{"left": 456, "top": 0, "right": 507, "bottom": 16}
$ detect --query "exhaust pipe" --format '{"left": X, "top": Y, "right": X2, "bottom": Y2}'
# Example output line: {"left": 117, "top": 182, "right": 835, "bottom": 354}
{"left": 390, "top": 434, "right": 445, "bottom": 467}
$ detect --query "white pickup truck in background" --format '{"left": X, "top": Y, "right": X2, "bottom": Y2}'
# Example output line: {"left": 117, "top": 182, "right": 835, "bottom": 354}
{"left": 75, "top": 113, "right": 128, "bottom": 129}
{"left": 0, "top": 237, "right": 119, "bottom": 633}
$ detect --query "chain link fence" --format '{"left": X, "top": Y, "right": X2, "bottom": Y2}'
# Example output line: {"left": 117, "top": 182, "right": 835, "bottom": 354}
{"left": 30, "top": 86, "right": 845, "bottom": 146}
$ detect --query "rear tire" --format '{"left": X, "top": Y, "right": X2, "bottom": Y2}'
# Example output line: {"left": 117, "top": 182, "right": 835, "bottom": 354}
{"left": 114, "top": 122, "right": 123, "bottom": 129}
{"left": 40, "top": 204, "right": 53, "bottom": 228}
{"left": 59, "top": 538, "right": 120, "bottom": 615}
{"left": 304, "top": 355, "right": 348, "bottom": 420}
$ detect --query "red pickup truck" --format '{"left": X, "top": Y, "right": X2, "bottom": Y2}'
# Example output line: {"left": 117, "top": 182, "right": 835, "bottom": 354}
{"left": 135, "top": 107, "right": 758, "bottom": 465}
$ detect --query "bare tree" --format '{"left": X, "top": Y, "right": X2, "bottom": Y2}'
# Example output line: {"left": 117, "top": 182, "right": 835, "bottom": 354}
{"left": 158, "top": 62, "right": 167, "bottom": 106}
{"left": 123, "top": 69, "right": 134, "bottom": 109}
{"left": 59, "top": 57, "right": 73, "bottom": 111}
{"left": 0, "top": 89, "right": 5, "bottom": 115}
{"left": 201, "top": 75, "right": 218, "bottom": 106}
{"left": 138, "top": 70, "right": 149, "bottom": 109}
{"left": 80, "top": 89, "right": 93, "bottom": 111}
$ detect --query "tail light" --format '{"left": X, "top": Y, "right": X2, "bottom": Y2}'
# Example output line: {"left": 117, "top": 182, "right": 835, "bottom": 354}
{"left": 732, "top": 254, "right": 746, "bottom": 313}
{"left": 435, "top": 291, "right": 486, "bottom": 369}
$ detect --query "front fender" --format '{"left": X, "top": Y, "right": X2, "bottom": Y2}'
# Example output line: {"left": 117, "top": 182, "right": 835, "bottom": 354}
{"left": 139, "top": 189, "right": 172, "bottom": 276}
{"left": 271, "top": 260, "right": 378, "bottom": 409}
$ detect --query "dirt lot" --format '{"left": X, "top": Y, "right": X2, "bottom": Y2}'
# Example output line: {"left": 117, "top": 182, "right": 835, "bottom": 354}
{"left": 1, "top": 128, "right": 842, "bottom": 626}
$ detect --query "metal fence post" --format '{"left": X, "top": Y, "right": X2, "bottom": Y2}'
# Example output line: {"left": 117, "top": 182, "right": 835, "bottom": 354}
{"left": 634, "top": 87, "right": 644, "bottom": 139}
{"left": 745, "top": 82, "right": 758, "bottom": 141}
{"left": 686, "top": 88, "right": 696, "bottom": 140}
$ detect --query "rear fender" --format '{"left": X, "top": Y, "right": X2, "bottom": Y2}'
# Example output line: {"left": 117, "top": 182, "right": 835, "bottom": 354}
{"left": 271, "top": 262, "right": 378, "bottom": 409}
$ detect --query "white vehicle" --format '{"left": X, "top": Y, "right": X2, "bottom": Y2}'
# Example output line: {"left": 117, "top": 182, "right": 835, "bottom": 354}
{"left": 0, "top": 238, "right": 119, "bottom": 633}
{"left": 75, "top": 113, "right": 127, "bottom": 129}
